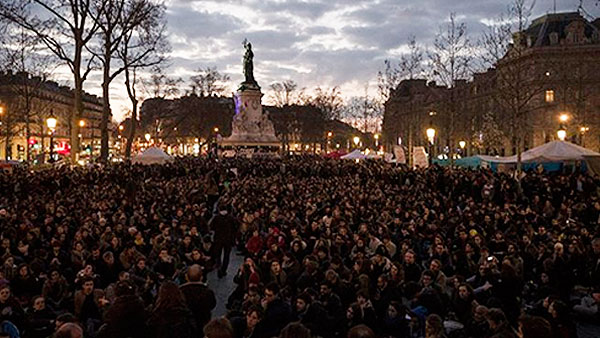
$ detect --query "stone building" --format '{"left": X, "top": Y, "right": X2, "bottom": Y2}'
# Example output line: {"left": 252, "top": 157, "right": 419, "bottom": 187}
{"left": 383, "top": 12, "right": 600, "bottom": 159}
{"left": 0, "top": 71, "right": 105, "bottom": 161}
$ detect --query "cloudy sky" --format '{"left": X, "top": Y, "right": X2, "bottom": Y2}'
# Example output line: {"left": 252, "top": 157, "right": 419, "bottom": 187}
{"left": 74, "top": 0, "right": 600, "bottom": 121}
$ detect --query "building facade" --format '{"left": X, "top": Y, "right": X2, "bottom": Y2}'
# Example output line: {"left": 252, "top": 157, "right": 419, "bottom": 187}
{"left": 0, "top": 71, "right": 105, "bottom": 162}
{"left": 383, "top": 12, "right": 600, "bottom": 159}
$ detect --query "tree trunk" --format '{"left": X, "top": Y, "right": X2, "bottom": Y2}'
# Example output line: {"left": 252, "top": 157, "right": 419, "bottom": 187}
{"left": 72, "top": 74, "right": 83, "bottom": 163}
{"left": 101, "top": 56, "right": 111, "bottom": 163}
{"left": 4, "top": 120, "right": 9, "bottom": 160}
{"left": 125, "top": 68, "right": 137, "bottom": 159}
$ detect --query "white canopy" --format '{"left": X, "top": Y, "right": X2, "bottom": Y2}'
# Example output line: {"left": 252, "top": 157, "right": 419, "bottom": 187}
{"left": 132, "top": 147, "right": 173, "bottom": 165}
{"left": 341, "top": 149, "right": 366, "bottom": 160}
{"left": 478, "top": 141, "right": 600, "bottom": 164}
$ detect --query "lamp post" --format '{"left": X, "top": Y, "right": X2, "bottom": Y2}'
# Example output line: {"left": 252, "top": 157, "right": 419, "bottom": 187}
{"left": 459, "top": 140, "right": 466, "bottom": 156}
{"left": 426, "top": 127, "right": 436, "bottom": 165}
{"left": 557, "top": 113, "right": 569, "bottom": 141}
{"left": 144, "top": 132, "right": 151, "bottom": 146}
{"left": 0, "top": 104, "right": 7, "bottom": 160}
{"left": 326, "top": 131, "right": 332, "bottom": 153}
{"left": 374, "top": 133, "right": 380, "bottom": 148}
{"left": 46, "top": 111, "right": 57, "bottom": 163}
{"left": 213, "top": 126, "right": 219, "bottom": 158}
{"left": 353, "top": 136, "right": 360, "bottom": 149}
{"left": 580, "top": 126, "right": 589, "bottom": 147}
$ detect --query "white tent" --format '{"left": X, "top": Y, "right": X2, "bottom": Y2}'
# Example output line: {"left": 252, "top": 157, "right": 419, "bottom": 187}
{"left": 341, "top": 149, "right": 366, "bottom": 160}
{"left": 478, "top": 141, "right": 600, "bottom": 164}
{"left": 132, "top": 147, "right": 173, "bottom": 165}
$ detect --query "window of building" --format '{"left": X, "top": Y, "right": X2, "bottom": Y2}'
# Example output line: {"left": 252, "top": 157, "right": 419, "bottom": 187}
{"left": 545, "top": 90, "right": 555, "bottom": 103}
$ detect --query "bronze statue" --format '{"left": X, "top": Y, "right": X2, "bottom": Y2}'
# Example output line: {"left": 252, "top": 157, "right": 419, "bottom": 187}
{"left": 243, "top": 39, "right": 256, "bottom": 85}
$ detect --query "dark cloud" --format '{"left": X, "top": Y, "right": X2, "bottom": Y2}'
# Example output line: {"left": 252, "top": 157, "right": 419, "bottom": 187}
{"left": 85, "top": 0, "right": 600, "bottom": 120}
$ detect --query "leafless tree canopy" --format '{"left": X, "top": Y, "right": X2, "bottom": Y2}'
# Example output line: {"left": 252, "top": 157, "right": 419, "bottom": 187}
{"left": 189, "top": 66, "right": 231, "bottom": 97}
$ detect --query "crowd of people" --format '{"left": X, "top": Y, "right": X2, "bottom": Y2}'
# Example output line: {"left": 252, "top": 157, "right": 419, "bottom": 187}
{"left": 0, "top": 156, "right": 599, "bottom": 338}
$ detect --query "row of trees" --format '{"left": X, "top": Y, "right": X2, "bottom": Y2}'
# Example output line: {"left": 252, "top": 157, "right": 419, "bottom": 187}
{"left": 0, "top": 0, "right": 168, "bottom": 162}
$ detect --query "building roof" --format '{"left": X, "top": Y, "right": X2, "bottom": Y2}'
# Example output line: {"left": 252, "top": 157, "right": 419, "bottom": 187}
{"left": 523, "top": 12, "right": 600, "bottom": 47}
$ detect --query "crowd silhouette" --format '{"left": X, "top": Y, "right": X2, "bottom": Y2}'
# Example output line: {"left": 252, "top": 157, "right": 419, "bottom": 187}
{"left": 0, "top": 156, "right": 599, "bottom": 338}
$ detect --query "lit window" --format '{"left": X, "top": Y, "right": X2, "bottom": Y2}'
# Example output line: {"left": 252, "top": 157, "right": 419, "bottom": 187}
{"left": 545, "top": 90, "right": 554, "bottom": 103}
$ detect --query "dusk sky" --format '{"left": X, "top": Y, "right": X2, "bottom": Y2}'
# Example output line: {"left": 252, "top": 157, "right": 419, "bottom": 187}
{"left": 70, "top": 0, "right": 600, "bottom": 122}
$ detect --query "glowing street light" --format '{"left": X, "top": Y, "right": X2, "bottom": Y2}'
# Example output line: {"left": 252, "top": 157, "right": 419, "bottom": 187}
{"left": 327, "top": 131, "right": 333, "bottom": 138}
{"left": 144, "top": 133, "right": 151, "bottom": 142}
{"left": 79, "top": 119, "right": 85, "bottom": 128}
{"left": 459, "top": 140, "right": 466, "bottom": 149}
{"left": 353, "top": 136, "right": 360, "bottom": 147}
{"left": 559, "top": 114, "right": 569, "bottom": 123}
{"left": 426, "top": 128, "right": 436, "bottom": 144}
{"left": 213, "top": 126, "right": 219, "bottom": 133}
{"left": 46, "top": 111, "right": 58, "bottom": 162}
{"left": 557, "top": 128, "right": 567, "bottom": 141}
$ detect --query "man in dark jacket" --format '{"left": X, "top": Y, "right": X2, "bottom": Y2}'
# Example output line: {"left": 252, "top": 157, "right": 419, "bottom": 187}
{"left": 179, "top": 264, "right": 216, "bottom": 332}
{"left": 210, "top": 204, "right": 239, "bottom": 277}
{"left": 259, "top": 282, "right": 291, "bottom": 338}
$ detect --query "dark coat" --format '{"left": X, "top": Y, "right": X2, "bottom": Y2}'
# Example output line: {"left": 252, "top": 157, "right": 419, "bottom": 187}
{"left": 146, "top": 305, "right": 194, "bottom": 338}
{"left": 25, "top": 307, "right": 55, "bottom": 338}
{"left": 261, "top": 298, "right": 292, "bottom": 338}
{"left": 179, "top": 282, "right": 217, "bottom": 332}
{"left": 99, "top": 294, "right": 147, "bottom": 338}
{"left": 210, "top": 213, "right": 239, "bottom": 245}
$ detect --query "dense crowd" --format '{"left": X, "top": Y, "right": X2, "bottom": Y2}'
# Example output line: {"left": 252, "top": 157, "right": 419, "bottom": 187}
{"left": 0, "top": 157, "right": 599, "bottom": 338}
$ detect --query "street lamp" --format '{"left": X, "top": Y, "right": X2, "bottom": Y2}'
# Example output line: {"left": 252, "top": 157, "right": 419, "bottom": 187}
{"left": 374, "top": 133, "right": 380, "bottom": 148}
{"left": 213, "top": 127, "right": 219, "bottom": 133}
{"left": 353, "top": 136, "right": 360, "bottom": 148}
{"left": 459, "top": 140, "right": 466, "bottom": 156}
{"left": 144, "top": 133, "right": 151, "bottom": 143}
{"left": 426, "top": 127, "right": 436, "bottom": 165}
{"left": 557, "top": 127, "right": 567, "bottom": 141}
{"left": 46, "top": 111, "right": 57, "bottom": 163}
{"left": 557, "top": 113, "right": 569, "bottom": 141}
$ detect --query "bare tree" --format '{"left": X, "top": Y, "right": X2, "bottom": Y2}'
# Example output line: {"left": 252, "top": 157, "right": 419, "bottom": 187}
{"left": 428, "top": 12, "right": 472, "bottom": 162}
{"left": 91, "top": 0, "right": 167, "bottom": 162}
{"left": 142, "top": 67, "right": 183, "bottom": 99}
{"left": 268, "top": 80, "right": 306, "bottom": 107}
{"left": 344, "top": 86, "right": 380, "bottom": 133}
{"left": 189, "top": 66, "right": 230, "bottom": 97}
{"left": 379, "top": 36, "right": 425, "bottom": 161}
{"left": 480, "top": 0, "right": 542, "bottom": 170}
{"left": 307, "top": 86, "right": 344, "bottom": 120}
{"left": 117, "top": 1, "right": 169, "bottom": 159}
{"left": 0, "top": 0, "right": 101, "bottom": 162}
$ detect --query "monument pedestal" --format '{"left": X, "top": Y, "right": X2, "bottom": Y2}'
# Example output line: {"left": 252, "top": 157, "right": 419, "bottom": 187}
{"left": 220, "top": 86, "right": 280, "bottom": 155}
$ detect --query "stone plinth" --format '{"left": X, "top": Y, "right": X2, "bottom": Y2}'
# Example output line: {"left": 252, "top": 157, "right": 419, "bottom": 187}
{"left": 221, "top": 87, "right": 280, "bottom": 148}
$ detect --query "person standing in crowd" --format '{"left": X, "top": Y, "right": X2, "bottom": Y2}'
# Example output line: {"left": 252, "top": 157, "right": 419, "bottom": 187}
{"left": 210, "top": 204, "right": 239, "bottom": 278}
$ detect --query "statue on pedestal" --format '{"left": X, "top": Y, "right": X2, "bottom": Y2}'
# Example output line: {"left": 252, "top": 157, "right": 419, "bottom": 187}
{"left": 241, "top": 39, "right": 259, "bottom": 90}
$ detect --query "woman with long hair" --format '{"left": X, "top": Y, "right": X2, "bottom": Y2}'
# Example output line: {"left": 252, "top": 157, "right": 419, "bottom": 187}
{"left": 146, "top": 281, "right": 194, "bottom": 338}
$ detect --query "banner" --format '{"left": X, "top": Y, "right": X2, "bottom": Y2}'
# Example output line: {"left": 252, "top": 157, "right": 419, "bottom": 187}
{"left": 393, "top": 145, "right": 406, "bottom": 164}
{"left": 413, "top": 146, "right": 428, "bottom": 168}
